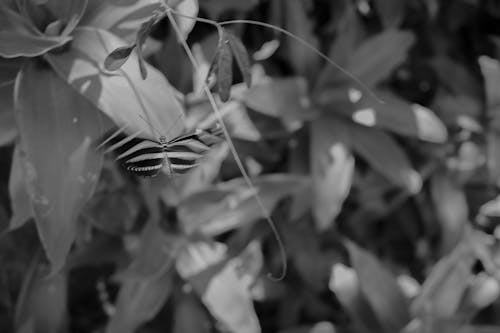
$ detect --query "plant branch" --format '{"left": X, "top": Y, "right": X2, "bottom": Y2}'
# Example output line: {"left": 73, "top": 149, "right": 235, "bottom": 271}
{"left": 165, "top": 8, "right": 288, "bottom": 281}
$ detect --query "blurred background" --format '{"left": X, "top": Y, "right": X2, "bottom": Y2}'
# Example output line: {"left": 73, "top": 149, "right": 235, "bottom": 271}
{"left": 2, "top": 0, "right": 500, "bottom": 332}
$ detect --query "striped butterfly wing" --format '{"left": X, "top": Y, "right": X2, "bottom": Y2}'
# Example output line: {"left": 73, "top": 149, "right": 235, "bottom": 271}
{"left": 99, "top": 124, "right": 224, "bottom": 177}
{"left": 100, "top": 130, "right": 167, "bottom": 177}
{"left": 164, "top": 124, "right": 225, "bottom": 175}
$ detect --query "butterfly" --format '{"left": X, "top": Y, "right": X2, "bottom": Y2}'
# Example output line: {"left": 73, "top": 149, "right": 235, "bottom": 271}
{"left": 98, "top": 124, "right": 225, "bottom": 177}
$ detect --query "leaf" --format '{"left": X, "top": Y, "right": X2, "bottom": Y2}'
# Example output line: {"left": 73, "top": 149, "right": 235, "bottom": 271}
{"left": 373, "top": 0, "right": 405, "bottom": 28}
{"left": 124, "top": 222, "right": 184, "bottom": 278}
{"left": 0, "top": 57, "right": 23, "bottom": 86}
{"left": 350, "top": 90, "right": 448, "bottom": 143}
{"left": 329, "top": 263, "right": 383, "bottom": 333}
{"left": 430, "top": 172, "right": 468, "bottom": 255}
{"left": 0, "top": 5, "right": 72, "bottom": 58}
{"left": 225, "top": 30, "right": 252, "bottom": 87}
{"left": 9, "top": 147, "right": 33, "bottom": 230}
{"left": 104, "top": 44, "right": 136, "bottom": 71}
{"left": 200, "top": 0, "right": 258, "bottom": 19}
{"left": 106, "top": 270, "right": 174, "bottom": 333}
{"left": 135, "top": 15, "right": 157, "bottom": 79}
{"left": 15, "top": 62, "right": 103, "bottom": 273}
{"left": 44, "top": 0, "right": 88, "bottom": 36}
{"left": 281, "top": 0, "right": 320, "bottom": 77}
{"left": 15, "top": 262, "right": 67, "bottom": 333}
{"left": 349, "top": 123, "right": 421, "bottom": 192}
{"left": 174, "top": 0, "right": 199, "bottom": 40}
{"left": 0, "top": 83, "right": 17, "bottom": 146}
{"left": 173, "top": 293, "right": 212, "bottom": 333}
{"left": 46, "top": 27, "right": 185, "bottom": 141}
{"left": 81, "top": 0, "right": 162, "bottom": 42}
{"left": 311, "top": 118, "right": 354, "bottom": 230}
{"left": 217, "top": 37, "right": 233, "bottom": 102}
{"left": 479, "top": 56, "right": 500, "bottom": 128}
{"left": 411, "top": 233, "right": 478, "bottom": 318}
{"left": 346, "top": 30, "right": 415, "bottom": 87}
{"left": 347, "top": 241, "right": 411, "bottom": 333}
{"left": 241, "top": 77, "right": 318, "bottom": 121}
{"left": 178, "top": 174, "right": 310, "bottom": 236}
{"left": 177, "top": 241, "right": 261, "bottom": 333}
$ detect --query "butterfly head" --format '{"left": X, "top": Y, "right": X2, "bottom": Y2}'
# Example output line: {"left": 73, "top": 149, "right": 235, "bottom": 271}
{"left": 158, "top": 135, "right": 167, "bottom": 145}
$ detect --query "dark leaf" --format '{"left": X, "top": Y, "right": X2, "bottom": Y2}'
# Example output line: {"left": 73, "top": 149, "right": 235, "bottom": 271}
{"left": 178, "top": 174, "right": 310, "bottom": 236}
{"left": 200, "top": 0, "right": 258, "bottom": 19}
{"left": 0, "top": 83, "right": 17, "bottom": 146}
{"left": 347, "top": 241, "right": 411, "bottom": 333}
{"left": 173, "top": 293, "right": 212, "bottom": 333}
{"left": 373, "top": 0, "right": 405, "bottom": 28}
{"left": 9, "top": 147, "right": 33, "bottom": 230}
{"left": 217, "top": 38, "right": 233, "bottom": 102}
{"left": 104, "top": 44, "right": 136, "bottom": 71}
{"left": 44, "top": 0, "right": 88, "bottom": 36}
{"left": 241, "top": 77, "right": 318, "bottom": 121}
{"left": 346, "top": 30, "right": 415, "bottom": 87}
{"left": 15, "top": 62, "right": 103, "bottom": 273}
{"left": 106, "top": 270, "right": 174, "bottom": 333}
{"left": 225, "top": 30, "right": 252, "bottom": 87}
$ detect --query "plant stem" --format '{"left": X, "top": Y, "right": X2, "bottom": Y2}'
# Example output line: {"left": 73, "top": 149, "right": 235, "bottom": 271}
{"left": 165, "top": 8, "right": 288, "bottom": 281}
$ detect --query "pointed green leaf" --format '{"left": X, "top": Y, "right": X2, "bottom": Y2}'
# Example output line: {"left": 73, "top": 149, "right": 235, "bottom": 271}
{"left": 217, "top": 38, "right": 233, "bottom": 102}
{"left": 104, "top": 44, "right": 136, "bottom": 71}
{"left": 46, "top": 27, "right": 185, "bottom": 141}
{"left": 225, "top": 30, "right": 252, "bottom": 87}
{"left": 15, "top": 62, "right": 103, "bottom": 273}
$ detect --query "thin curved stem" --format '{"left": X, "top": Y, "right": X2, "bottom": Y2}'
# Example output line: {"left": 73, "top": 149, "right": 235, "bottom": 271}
{"left": 165, "top": 9, "right": 288, "bottom": 281}
{"left": 219, "top": 19, "right": 382, "bottom": 104}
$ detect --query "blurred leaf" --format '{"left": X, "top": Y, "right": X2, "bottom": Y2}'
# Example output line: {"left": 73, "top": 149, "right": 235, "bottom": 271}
{"left": 81, "top": 0, "right": 161, "bottom": 42}
{"left": 311, "top": 116, "right": 354, "bottom": 230}
{"left": 104, "top": 44, "right": 136, "bottom": 71}
{"left": 135, "top": 15, "right": 156, "bottom": 79}
{"left": 46, "top": 27, "right": 185, "bottom": 141}
{"left": 351, "top": 90, "right": 448, "bottom": 143}
{"left": 177, "top": 241, "right": 261, "bottom": 333}
{"left": 0, "top": 57, "right": 23, "bottom": 85}
{"left": 15, "top": 261, "right": 67, "bottom": 333}
{"left": 44, "top": 0, "right": 88, "bottom": 36}
{"left": 200, "top": 0, "right": 258, "bottom": 19}
{"left": 457, "top": 272, "right": 500, "bottom": 321}
{"left": 0, "top": 5, "right": 71, "bottom": 58}
{"left": 226, "top": 30, "right": 252, "bottom": 88}
{"left": 173, "top": 293, "right": 212, "bottom": 333}
{"left": 241, "top": 77, "right": 317, "bottom": 121}
{"left": 411, "top": 233, "right": 478, "bottom": 318}
{"left": 479, "top": 56, "right": 500, "bottom": 127}
{"left": 374, "top": 0, "right": 405, "bottom": 28}
{"left": 0, "top": 83, "right": 16, "bottom": 146}
{"left": 346, "top": 30, "right": 415, "bottom": 87}
{"left": 329, "top": 263, "right": 382, "bottom": 333}
{"left": 217, "top": 37, "right": 233, "bottom": 102}
{"left": 174, "top": 0, "right": 199, "bottom": 40}
{"left": 349, "top": 122, "right": 421, "bottom": 192}
{"left": 347, "top": 241, "right": 411, "bottom": 333}
{"left": 430, "top": 172, "right": 468, "bottom": 255}
{"left": 124, "top": 222, "right": 184, "bottom": 278}
{"left": 178, "top": 174, "right": 310, "bottom": 236}
{"left": 15, "top": 62, "right": 103, "bottom": 273}
{"left": 9, "top": 147, "right": 33, "bottom": 230}
{"left": 281, "top": 0, "right": 320, "bottom": 77}
{"left": 106, "top": 270, "right": 174, "bottom": 333}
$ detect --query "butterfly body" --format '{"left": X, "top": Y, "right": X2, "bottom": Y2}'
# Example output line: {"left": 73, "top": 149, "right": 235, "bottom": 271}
{"left": 100, "top": 125, "right": 224, "bottom": 177}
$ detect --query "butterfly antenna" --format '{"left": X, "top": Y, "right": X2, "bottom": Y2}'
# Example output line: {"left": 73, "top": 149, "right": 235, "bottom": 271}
{"left": 138, "top": 113, "right": 186, "bottom": 139}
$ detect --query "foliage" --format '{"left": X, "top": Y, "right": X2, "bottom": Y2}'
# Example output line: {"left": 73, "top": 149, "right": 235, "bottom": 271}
{"left": 1, "top": 0, "right": 500, "bottom": 333}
